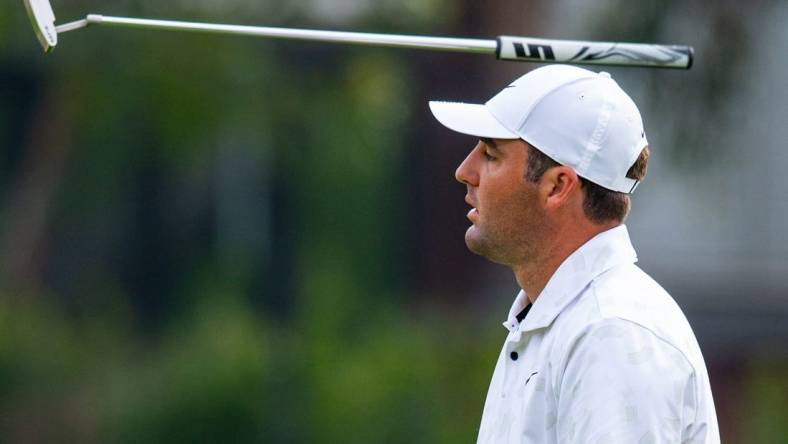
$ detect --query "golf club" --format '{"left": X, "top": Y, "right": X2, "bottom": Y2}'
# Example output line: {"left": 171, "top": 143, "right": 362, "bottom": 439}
{"left": 24, "top": 0, "right": 693, "bottom": 69}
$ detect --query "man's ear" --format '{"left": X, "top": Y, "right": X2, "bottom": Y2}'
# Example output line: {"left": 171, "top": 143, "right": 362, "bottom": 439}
{"left": 538, "top": 166, "right": 581, "bottom": 209}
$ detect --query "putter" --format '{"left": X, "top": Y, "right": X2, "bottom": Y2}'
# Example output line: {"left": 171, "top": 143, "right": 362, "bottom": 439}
{"left": 24, "top": 0, "right": 693, "bottom": 69}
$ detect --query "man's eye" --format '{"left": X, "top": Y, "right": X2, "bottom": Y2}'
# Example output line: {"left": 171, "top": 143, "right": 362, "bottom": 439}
{"left": 484, "top": 151, "right": 496, "bottom": 160}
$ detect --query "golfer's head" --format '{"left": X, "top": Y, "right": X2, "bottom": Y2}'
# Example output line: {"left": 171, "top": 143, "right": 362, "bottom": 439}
{"left": 429, "top": 66, "right": 649, "bottom": 264}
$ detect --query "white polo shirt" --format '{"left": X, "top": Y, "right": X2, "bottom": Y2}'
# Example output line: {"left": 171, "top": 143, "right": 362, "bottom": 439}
{"left": 477, "top": 225, "right": 719, "bottom": 444}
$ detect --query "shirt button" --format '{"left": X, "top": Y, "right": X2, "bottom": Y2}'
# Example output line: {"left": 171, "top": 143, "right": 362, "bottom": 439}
{"left": 510, "top": 351, "right": 519, "bottom": 361}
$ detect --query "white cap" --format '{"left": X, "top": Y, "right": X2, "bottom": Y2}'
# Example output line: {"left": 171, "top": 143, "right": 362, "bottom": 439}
{"left": 429, "top": 66, "right": 648, "bottom": 193}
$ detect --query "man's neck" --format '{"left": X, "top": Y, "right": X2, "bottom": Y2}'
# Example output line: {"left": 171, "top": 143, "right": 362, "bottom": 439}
{"left": 513, "top": 223, "right": 620, "bottom": 304}
{"left": 512, "top": 244, "right": 575, "bottom": 304}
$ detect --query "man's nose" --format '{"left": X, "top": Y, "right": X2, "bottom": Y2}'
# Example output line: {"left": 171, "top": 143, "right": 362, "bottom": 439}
{"left": 455, "top": 149, "right": 479, "bottom": 186}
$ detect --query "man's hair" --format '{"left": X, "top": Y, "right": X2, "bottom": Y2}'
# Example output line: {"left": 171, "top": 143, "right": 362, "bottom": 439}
{"left": 524, "top": 143, "right": 650, "bottom": 224}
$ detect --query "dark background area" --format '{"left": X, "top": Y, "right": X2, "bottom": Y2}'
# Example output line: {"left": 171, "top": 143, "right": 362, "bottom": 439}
{"left": 1, "top": 0, "right": 786, "bottom": 442}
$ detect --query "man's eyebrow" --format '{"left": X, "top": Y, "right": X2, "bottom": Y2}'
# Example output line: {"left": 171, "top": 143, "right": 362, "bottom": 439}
{"left": 480, "top": 137, "right": 499, "bottom": 150}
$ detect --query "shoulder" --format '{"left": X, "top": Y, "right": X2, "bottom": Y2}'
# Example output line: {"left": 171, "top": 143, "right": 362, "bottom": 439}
{"left": 544, "top": 264, "right": 719, "bottom": 440}
{"left": 565, "top": 263, "right": 701, "bottom": 357}
{"left": 591, "top": 264, "right": 705, "bottom": 362}
{"left": 548, "top": 263, "right": 707, "bottom": 383}
{"left": 555, "top": 315, "right": 695, "bottom": 379}
{"left": 547, "top": 263, "right": 710, "bottom": 399}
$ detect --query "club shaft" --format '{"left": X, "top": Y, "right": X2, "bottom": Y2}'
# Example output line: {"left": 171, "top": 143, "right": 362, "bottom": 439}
{"left": 55, "top": 15, "right": 693, "bottom": 69}
{"left": 79, "top": 15, "right": 498, "bottom": 54}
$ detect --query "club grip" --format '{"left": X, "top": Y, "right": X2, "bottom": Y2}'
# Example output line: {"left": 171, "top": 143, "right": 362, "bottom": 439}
{"left": 496, "top": 36, "right": 693, "bottom": 69}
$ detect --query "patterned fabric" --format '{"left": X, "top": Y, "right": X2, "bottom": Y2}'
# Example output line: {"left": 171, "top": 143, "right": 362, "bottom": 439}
{"left": 477, "top": 225, "right": 720, "bottom": 444}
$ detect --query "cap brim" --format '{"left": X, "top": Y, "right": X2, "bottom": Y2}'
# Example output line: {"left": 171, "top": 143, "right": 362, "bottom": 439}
{"left": 428, "top": 101, "right": 518, "bottom": 139}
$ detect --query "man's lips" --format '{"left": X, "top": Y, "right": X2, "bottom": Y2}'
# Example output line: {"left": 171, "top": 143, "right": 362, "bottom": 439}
{"left": 465, "top": 194, "right": 478, "bottom": 222}
{"left": 467, "top": 208, "right": 479, "bottom": 222}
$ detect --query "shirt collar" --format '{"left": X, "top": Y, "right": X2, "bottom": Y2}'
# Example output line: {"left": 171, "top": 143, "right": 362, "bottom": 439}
{"left": 502, "top": 224, "right": 638, "bottom": 333}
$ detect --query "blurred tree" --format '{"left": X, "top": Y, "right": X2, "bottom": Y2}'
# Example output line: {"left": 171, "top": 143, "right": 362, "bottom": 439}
{"left": 0, "top": 1, "right": 785, "bottom": 443}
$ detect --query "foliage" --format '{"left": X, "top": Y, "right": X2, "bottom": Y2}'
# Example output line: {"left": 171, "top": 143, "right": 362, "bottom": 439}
{"left": 1, "top": 1, "right": 786, "bottom": 443}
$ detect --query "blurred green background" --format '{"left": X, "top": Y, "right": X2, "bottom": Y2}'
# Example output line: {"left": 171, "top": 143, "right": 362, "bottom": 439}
{"left": 1, "top": 0, "right": 787, "bottom": 442}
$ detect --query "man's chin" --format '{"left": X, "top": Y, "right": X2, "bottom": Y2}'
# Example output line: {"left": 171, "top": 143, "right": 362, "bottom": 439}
{"left": 465, "top": 227, "right": 489, "bottom": 257}
{"left": 465, "top": 226, "right": 510, "bottom": 265}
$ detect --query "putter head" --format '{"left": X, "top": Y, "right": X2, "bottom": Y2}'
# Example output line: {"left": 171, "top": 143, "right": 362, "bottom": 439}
{"left": 23, "top": 0, "right": 57, "bottom": 53}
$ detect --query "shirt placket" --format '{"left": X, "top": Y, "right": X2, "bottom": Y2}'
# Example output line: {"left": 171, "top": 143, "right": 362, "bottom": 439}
{"left": 500, "top": 329, "right": 526, "bottom": 402}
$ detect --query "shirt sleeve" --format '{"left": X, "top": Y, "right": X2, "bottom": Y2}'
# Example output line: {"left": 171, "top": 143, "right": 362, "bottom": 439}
{"left": 554, "top": 317, "right": 698, "bottom": 443}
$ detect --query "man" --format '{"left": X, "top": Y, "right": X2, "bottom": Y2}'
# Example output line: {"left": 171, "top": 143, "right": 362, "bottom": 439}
{"left": 428, "top": 66, "right": 719, "bottom": 443}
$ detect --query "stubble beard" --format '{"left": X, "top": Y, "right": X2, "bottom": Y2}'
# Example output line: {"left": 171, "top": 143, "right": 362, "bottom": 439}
{"left": 465, "top": 221, "right": 534, "bottom": 267}
{"left": 464, "top": 181, "right": 543, "bottom": 267}
{"left": 465, "top": 230, "right": 507, "bottom": 265}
